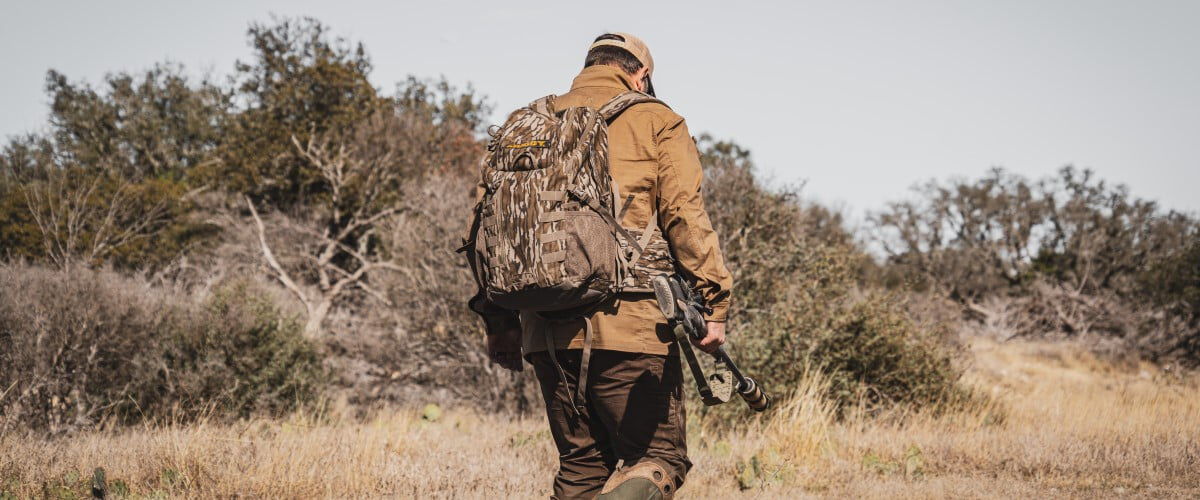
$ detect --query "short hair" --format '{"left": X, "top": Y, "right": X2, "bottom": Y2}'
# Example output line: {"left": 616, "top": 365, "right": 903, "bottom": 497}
{"left": 584, "top": 34, "right": 643, "bottom": 75}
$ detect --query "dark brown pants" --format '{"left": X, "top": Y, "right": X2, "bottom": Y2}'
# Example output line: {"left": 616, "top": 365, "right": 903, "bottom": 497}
{"left": 528, "top": 349, "right": 691, "bottom": 499}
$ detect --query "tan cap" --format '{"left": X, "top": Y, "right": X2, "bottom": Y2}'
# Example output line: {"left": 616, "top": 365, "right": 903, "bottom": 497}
{"left": 589, "top": 32, "right": 654, "bottom": 77}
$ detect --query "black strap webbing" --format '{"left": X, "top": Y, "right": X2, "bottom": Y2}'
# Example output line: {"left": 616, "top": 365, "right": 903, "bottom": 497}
{"left": 539, "top": 314, "right": 596, "bottom": 418}
{"left": 672, "top": 323, "right": 717, "bottom": 404}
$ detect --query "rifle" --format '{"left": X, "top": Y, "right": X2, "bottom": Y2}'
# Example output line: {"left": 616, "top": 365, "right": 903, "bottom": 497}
{"left": 652, "top": 274, "right": 770, "bottom": 412}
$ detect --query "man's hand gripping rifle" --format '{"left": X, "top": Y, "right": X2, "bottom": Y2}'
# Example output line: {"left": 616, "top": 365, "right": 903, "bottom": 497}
{"left": 652, "top": 275, "right": 770, "bottom": 412}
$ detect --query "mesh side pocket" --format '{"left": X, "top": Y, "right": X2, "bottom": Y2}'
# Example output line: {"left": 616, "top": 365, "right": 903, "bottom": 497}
{"left": 561, "top": 211, "right": 620, "bottom": 291}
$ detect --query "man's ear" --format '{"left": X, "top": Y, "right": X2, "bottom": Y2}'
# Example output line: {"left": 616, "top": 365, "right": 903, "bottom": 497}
{"left": 632, "top": 66, "right": 651, "bottom": 91}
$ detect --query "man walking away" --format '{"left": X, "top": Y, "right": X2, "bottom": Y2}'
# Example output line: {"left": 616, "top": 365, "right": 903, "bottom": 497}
{"left": 466, "top": 32, "right": 733, "bottom": 499}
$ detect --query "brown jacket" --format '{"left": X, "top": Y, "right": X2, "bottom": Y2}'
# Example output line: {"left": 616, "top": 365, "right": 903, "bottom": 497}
{"left": 476, "top": 65, "right": 733, "bottom": 356}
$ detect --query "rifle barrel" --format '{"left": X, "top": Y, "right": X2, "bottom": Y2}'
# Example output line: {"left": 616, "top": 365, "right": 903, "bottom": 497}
{"left": 714, "top": 344, "right": 769, "bottom": 411}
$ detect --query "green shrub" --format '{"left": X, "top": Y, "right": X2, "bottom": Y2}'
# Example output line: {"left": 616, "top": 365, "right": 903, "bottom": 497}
{"left": 700, "top": 138, "right": 972, "bottom": 415}
{"left": 1138, "top": 239, "right": 1200, "bottom": 366}
{"left": 726, "top": 266, "right": 969, "bottom": 413}
{"left": 811, "top": 297, "right": 967, "bottom": 409}
{"left": 168, "top": 281, "right": 326, "bottom": 417}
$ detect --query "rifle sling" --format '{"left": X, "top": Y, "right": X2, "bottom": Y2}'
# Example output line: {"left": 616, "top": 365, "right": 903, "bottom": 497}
{"left": 673, "top": 323, "right": 722, "bottom": 405}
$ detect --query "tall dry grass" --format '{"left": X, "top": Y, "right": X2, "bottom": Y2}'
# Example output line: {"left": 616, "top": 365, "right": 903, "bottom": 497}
{"left": 2, "top": 340, "right": 1197, "bottom": 498}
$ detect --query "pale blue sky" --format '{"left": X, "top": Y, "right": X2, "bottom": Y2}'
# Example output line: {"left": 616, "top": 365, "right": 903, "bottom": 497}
{"left": 2, "top": 0, "right": 1198, "bottom": 218}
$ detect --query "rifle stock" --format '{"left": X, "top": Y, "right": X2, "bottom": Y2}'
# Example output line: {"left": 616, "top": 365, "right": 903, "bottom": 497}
{"left": 652, "top": 275, "right": 771, "bottom": 412}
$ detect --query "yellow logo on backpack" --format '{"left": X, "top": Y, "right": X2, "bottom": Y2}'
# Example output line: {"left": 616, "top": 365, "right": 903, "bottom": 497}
{"left": 505, "top": 140, "right": 549, "bottom": 149}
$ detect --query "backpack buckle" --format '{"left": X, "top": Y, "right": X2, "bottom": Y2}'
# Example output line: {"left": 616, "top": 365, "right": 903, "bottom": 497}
{"left": 567, "top": 187, "right": 590, "bottom": 205}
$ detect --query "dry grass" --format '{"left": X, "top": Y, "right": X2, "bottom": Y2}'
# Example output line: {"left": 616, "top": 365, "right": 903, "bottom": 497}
{"left": 3, "top": 340, "right": 1198, "bottom": 499}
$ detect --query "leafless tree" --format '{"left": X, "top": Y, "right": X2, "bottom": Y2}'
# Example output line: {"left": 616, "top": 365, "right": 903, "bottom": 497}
{"left": 21, "top": 170, "right": 173, "bottom": 269}
{"left": 246, "top": 112, "right": 410, "bottom": 338}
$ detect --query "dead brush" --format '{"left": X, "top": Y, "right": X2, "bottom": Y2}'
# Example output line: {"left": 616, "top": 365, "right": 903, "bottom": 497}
{"left": 5, "top": 341, "right": 1194, "bottom": 498}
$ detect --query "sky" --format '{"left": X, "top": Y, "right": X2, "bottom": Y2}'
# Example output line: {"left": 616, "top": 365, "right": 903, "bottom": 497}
{"left": 2, "top": 0, "right": 1198, "bottom": 220}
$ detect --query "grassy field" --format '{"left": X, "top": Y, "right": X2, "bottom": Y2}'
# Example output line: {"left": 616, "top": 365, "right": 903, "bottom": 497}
{"left": 2, "top": 339, "right": 1198, "bottom": 499}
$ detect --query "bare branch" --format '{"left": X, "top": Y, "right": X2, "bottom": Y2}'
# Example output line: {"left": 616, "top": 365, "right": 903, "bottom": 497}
{"left": 245, "top": 195, "right": 312, "bottom": 316}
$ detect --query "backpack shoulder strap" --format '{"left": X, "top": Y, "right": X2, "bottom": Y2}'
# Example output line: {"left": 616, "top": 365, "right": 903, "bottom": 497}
{"left": 530, "top": 94, "right": 557, "bottom": 116}
{"left": 598, "top": 91, "right": 667, "bottom": 122}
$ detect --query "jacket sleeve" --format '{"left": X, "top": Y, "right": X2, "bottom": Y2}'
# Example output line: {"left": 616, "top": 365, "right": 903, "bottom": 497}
{"left": 653, "top": 113, "right": 734, "bottom": 321}
{"left": 465, "top": 180, "right": 521, "bottom": 336}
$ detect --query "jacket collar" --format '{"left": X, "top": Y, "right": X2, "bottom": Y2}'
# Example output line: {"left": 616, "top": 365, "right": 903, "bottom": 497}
{"left": 569, "top": 65, "right": 637, "bottom": 92}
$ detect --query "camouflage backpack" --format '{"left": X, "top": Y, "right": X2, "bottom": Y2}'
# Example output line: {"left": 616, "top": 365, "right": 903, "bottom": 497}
{"left": 462, "top": 91, "right": 669, "bottom": 313}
